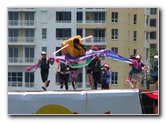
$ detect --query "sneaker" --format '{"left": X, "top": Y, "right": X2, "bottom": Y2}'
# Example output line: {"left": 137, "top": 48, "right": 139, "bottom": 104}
{"left": 42, "top": 86, "right": 46, "bottom": 91}
{"left": 47, "top": 80, "right": 50, "bottom": 87}
{"left": 60, "top": 85, "right": 63, "bottom": 89}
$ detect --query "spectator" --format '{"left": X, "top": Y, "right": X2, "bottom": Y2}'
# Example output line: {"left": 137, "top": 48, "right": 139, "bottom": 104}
{"left": 101, "top": 64, "right": 112, "bottom": 89}
{"left": 152, "top": 55, "right": 158, "bottom": 90}
{"left": 55, "top": 60, "right": 70, "bottom": 90}
{"left": 130, "top": 54, "right": 146, "bottom": 89}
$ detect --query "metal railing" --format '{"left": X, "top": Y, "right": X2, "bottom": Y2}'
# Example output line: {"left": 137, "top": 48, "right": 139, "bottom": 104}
{"left": 8, "top": 37, "right": 35, "bottom": 43}
{"left": 8, "top": 81, "right": 35, "bottom": 87}
{"left": 8, "top": 57, "right": 35, "bottom": 63}
{"left": 8, "top": 20, "right": 35, "bottom": 26}
{"left": 56, "top": 20, "right": 71, "bottom": 23}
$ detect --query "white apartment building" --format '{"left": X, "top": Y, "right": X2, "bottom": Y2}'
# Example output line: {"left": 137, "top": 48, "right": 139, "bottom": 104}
{"left": 8, "top": 8, "right": 158, "bottom": 91}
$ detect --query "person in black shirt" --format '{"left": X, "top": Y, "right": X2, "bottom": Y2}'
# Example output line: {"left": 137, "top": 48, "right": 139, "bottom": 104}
{"left": 55, "top": 60, "right": 70, "bottom": 90}
{"left": 91, "top": 55, "right": 101, "bottom": 90}
{"left": 34, "top": 51, "right": 51, "bottom": 91}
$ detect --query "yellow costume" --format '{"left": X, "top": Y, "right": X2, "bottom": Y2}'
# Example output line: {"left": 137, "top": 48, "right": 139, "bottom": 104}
{"left": 61, "top": 35, "right": 86, "bottom": 58}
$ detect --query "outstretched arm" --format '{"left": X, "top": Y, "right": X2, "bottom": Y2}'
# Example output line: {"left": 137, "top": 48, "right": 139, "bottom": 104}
{"left": 34, "top": 59, "right": 41, "bottom": 72}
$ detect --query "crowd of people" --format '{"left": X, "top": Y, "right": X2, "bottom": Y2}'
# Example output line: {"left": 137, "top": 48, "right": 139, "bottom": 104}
{"left": 33, "top": 47, "right": 158, "bottom": 91}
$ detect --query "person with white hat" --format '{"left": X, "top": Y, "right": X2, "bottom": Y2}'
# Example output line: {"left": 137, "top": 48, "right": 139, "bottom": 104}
{"left": 130, "top": 54, "right": 146, "bottom": 89}
{"left": 34, "top": 51, "right": 51, "bottom": 91}
{"left": 152, "top": 54, "right": 158, "bottom": 90}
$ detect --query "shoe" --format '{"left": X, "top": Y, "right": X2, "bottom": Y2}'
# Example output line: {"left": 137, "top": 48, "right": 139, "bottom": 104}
{"left": 42, "top": 86, "right": 46, "bottom": 91}
{"left": 60, "top": 85, "right": 63, "bottom": 89}
{"left": 47, "top": 80, "right": 50, "bottom": 87}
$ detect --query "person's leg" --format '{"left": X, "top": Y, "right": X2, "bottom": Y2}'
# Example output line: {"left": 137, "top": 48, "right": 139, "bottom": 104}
{"left": 60, "top": 74, "right": 64, "bottom": 89}
{"left": 41, "top": 70, "right": 47, "bottom": 91}
{"left": 153, "top": 76, "right": 158, "bottom": 90}
{"left": 92, "top": 72, "right": 98, "bottom": 89}
{"left": 88, "top": 73, "right": 94, "bottom": 89}
{"left": 131, "top": 73, "right": 138, "bottom": 89}
{"left": 64, "top": 74, "right": 69, "bottom": 90}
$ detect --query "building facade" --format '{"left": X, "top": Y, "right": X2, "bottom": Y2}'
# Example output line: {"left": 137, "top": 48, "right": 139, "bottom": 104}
{"left": 8, "top": 8, "right": 159, "bottom": 91}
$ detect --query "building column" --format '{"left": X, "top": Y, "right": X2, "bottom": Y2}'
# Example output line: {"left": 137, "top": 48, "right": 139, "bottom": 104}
{"left": 82, "top": 66, "right": 86, "bottom": 89}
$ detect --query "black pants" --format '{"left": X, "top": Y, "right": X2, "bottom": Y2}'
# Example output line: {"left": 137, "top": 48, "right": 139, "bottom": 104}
{"left": 101, "top": 79, "right": 109, "bottom": 89}
{"left": 40, "top": 69, "right": 49, "bottom": 83}
{"left": 60, "top": 73, "right": 69, "bottom": 90}
{"left": 92, "top": 71, "right": 101, "bottom": 89}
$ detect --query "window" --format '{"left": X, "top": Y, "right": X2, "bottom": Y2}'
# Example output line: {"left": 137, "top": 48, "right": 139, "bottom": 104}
{"left": 8, "top": 12, "right": 19, "bottom": 20}
{"left": 150, "top": 31, "right": 156, "bottom": 39}
{"left": 42, "top": 28, "right": 47, "bottom": 39}
{"left": 8, "top": 72, "right": 22, "bottom": 87}
{"left": 56, "top": 28, "right": 71, "bottom": 39}
{"left": 94, "top": 29, "right": 105, "bottom": 37}
{"left": 111, "top": 29, "right": 118, "bottom": 40}
{"left": 150, "top": 19, "right": 156, "bottom": 27}
{"left": 55, "top": 47, "right": 62, "bottom": 56}
{"left": 77, "top": 12, "right": 83, "bottom": 23}
{"left": 24, "top": 12, "right": 34, "bottom": 25}
{"left": 77, "top": 29, "right": 83, "bottom": 37}
{"left": 25, "top": 29, "right": 34, "bottom": 42}
{"left": 25, "top": 47, "right": 34, "bottom": 63}
{"left": 56, "top": 12, "right": 71, "bottom": 22}
{"left": 111, "top": 47, "right": 118, "bottom": 54}
{"left": 134, "top": 31, "right": 137, "bottom": 41}
{"left": 150, "top": 44, "right": 157, "bottom": 49}
{"left": 25, "top": 72, "right": 34, "bottom": 87}
{"left": 25, "top": 12, "right": 34, "bottom": 20}
{"left": 42, "top": 47, "right": 47, "bottom": 53}
{"left": 134, "top": 14, "right": 137, "bottom": 24}
{"left": 8, "top": 48, "right": 18, "bottom": 63}
{"left": 8, "top": 29, "right": 18, "bottom": 42}
{"left": 94, "top": 29, "right": 105, "bottom": 42}
{"left": 111, "top": 72, "right": 118, "bottom": 84}
{"left": 150, "top": 8, "right": 157, "bottom": 15}
{"left": 94, "top": 12, "right": 105, "bottom": 22}
{"left": 133, "top": 49, "right": 137, "bottom": 55}
{"left": 112, "top": 12, "right": 118, "bottom": 23}
{"left": 8, "top": 12, "right": 19, "bottom": 25}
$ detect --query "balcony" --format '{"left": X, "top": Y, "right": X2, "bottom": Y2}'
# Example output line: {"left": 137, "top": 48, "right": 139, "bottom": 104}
{"left": 85, "top": 8, "right": 106, "bottom": 12}
{"left": 56, "top": 20, "right": 71, "bottom": 23}
{"left": 85, "top": 20, "right": 106, "bottom": 23}
{"left": 8, "top": 20, "right": 35, "bottom": 28}
{"left": 8, "top": 8, "right": 36, "bottom": 12}
{"left": 8, "top": 57, "right": 36, "bottom": 65}
{"left": 83, "top": 37, "right": 106, "bottom": 45}
{"left": 56, "top": 37, "right": 71, "bottom": 41}
{"left": 8, "top": 37, "right": 35, "bottom": 45}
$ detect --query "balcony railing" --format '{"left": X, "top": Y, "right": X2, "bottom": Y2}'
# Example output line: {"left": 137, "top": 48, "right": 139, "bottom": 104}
{"left": 86, "top": 20, "right": 106, "bottom": 23}
{"left": 8, "top": 37, "right": 35, "bottom": 43}
{"left": 84, "top": 37, "right": 106, "bottom": 43}
{"left": 8, "top": 20, "right": 35, "bottom": 26}
{"left": 8, "top": 81, "right": 35, "bottom": 87}
{"left": 8, "top": 57, "right": 35, "bottom": 63}
{"left": 8, "top": 81, "right": 23, "bottom": 87}
{"left": 56, "top": 37, "right": 71, "bottom": 40}
{"left": 56, "top": 20, "right": 71, "bottom": 23}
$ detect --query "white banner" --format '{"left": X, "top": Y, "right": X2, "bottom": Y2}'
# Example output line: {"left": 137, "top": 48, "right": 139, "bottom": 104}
{"left": 8, "top": 89, "right": 142, "bottom": 115}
